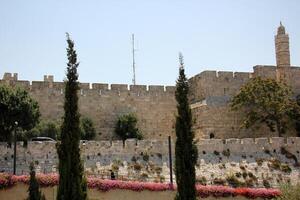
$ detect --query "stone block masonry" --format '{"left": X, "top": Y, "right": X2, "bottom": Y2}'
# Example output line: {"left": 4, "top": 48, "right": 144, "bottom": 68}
{"left": 0, "top": 137, "right": 299, "bottom": 173}
{"left": 0, "top": 73, "right": 177, "bottom": 140}
{"left": 0, "top": 137, "right": 299, "bottom": 187}
{"left": 2, "top": 64, "right": 300, "bottom": 140}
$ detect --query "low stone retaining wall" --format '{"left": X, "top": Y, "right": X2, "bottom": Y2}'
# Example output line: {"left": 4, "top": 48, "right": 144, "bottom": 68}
{"left": 0, "top": 184, "right": 265, "bottom": 200}
{"left": 1, "top": 138, "right": 299, "bottom": 188}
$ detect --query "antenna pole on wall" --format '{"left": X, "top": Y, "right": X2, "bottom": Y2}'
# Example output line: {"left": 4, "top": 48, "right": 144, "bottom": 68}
{"left": 132, "top": 34, "right": 136, "bottom": 85}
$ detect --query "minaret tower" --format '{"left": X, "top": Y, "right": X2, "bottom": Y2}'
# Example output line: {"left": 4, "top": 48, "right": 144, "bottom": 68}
{"left": 275, "top": 22, "right": 291, "bottom": 82}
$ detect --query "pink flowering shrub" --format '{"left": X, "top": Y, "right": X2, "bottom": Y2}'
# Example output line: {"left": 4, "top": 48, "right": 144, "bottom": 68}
{"left": 9, "top": 173, "right": 58, "bottom": 187}
{"left": 0, "top": 173, "right": 16, "bottom": 189}
{"left": 0, "top": 173, "right": 281, "bottom": 199}
{"left": 87, "top": 178, "right": 172, "bottom": 192}
{"left": 196, "top": 185, "right": 235, "bottom": 198}
{"left": 234, "top": 188, "right": 281, "bottom": 199}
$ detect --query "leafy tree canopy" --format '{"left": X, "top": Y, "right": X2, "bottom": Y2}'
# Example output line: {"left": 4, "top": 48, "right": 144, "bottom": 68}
{"left": 0, "top": 85, "right": 40, "bottom": 142}
{"left": 80, "top": 117, "right": 96, "bottom": 140}
{"left": 27, "top": 121, "right": 60, "bottom": 140}
{"left": 115, "top": 113, "right": 142, "bottom": 141}
{"left": 27, "top": 117, "right": 96, "bottom": 141}
{"left": 231, "top": 77, "right": 300, "bottom": 136}
{"left": 293, "top": 95, "right": 300, "bottom": 137}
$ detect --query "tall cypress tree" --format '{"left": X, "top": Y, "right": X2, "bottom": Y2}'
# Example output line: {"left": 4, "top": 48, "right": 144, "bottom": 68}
{"left": 27, "top": 163, "right": 45, "bottom": 200}
{"left": 57, "top": 33, "right": 87, "bottom": 200}
{"left": 174, "top": 53, "right": 198, "bottom": 200}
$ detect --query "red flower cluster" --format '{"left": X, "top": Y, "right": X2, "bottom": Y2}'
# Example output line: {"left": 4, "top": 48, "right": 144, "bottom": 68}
{"left": 0, "top": 173, "right": 281, "bottom": 199}
{"left": 0, "top": 173, "right": 16, "bottom": 189}
{"left": 196, "top": 185, "right": 235, "bottom": 198}
{"left": 235, "top": 188, "right": 281, "bottom": 199}
{"left": 87, "top": 178, "right": 172, "bottom": 192}
{"left": 11, "top": 173, "right": 58, "bottom": 187}
{"left": 196, "top": 185, "right": 281, "bottom": 199}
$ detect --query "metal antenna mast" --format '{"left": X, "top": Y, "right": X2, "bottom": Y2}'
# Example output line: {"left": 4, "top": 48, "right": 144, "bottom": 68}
{"left": 132, "top": 34, "right": 136, "bottom": 85}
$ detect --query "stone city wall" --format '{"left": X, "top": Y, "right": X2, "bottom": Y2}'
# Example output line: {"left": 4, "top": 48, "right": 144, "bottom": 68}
{"left": 0, "top": 73, "right": 177, "bottom": 140}
{"left": 2, "top": 65, "right": 300, "bottom": 141}
{"left": 188, "top": 65, "right": 300, "bottom": 104}
{"left": 188, "top": 70, "right": 253, "bottom": 104}
{"left": 191, "top": 104, "right": 297, "bottom": 139}
{"left": 189, "top": 66, "right": 300, "bottom": 139}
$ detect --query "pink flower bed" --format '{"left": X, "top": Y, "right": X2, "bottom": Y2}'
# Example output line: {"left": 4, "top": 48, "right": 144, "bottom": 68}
{"left": 0, "top": 173, "right": 281, "bottom": 199}
{"left": 0, "top": 173, "right": 16, "bottom": 189}
{"left": 87, "top": 178, "right": 172, "bottom": 192}
{"left": 195, "top": 185, "right": 281, "bottom": 199}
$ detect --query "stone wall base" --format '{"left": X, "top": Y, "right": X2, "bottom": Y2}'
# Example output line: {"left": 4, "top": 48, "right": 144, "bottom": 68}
{"left": 0, "top": 184, "right": 263, "bottom": 200}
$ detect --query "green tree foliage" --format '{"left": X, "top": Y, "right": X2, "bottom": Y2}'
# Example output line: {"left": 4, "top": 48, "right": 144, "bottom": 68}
{"left": 115, "top": 113, "right": 142, "bottom": 141}
{"left": 174, "top": 53, "right": 198, "bottom": 200}
{"left": 80, "top": 117, "right": 96, "bottom": 140}
{"left": 294, "top": 95, "right": 300, "bottom": 137}
{"left": 39, "top": 121, "right": 60, "bottom": 140}
{"left": 27, "top": 163, "right": 46, "bottom": 200}
{"left": 56, "top": 33, "right": 87, "bottom": 200}
{"left": 27, "top": 121, "right": 60, "bottom": 140}
{"left": 27, "top": 117, "right": 96, "bottom": 141}
{"left": 0, "top": 85, "right": 40, "bottom": 143}
{"left": 231, "top": 77, "right": 300, "bottom": 137}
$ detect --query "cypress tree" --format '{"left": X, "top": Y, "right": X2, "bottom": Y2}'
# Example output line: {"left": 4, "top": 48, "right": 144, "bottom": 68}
{"left": 174, "top": 53, "right": 198, "bottom": 200}
{"left": 27, "top": 163, "right": 45, "bottom": 200}
{"left": 56, "top": 33, "right": 87, "bottom": 200}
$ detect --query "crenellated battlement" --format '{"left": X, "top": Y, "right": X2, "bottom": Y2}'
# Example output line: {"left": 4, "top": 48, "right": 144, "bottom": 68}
{"left": 44, "top": 75, "right": 54, "bottom": 82}
{"left": 0, "top": 137, "right": 298, "bottom": 155}
{"left": 188, "top": 65, "right": 295, "bottom": 85}
{"left": 188, "top": 70, "right": 253, "bottom": 104}
{"left": 196, "top": 137, "right": 300, "bottom": 154}
{"left": 1, "top": 73, "right": 176, "bottom": 96}
{"left": 190, "top": 70, "right": 253, "bottom": 82}
{"left": 3, "top": 72, "right": 18, "bottom": 81}
{"left": 253, "top": 65, "right": 277, "bottom": 78}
